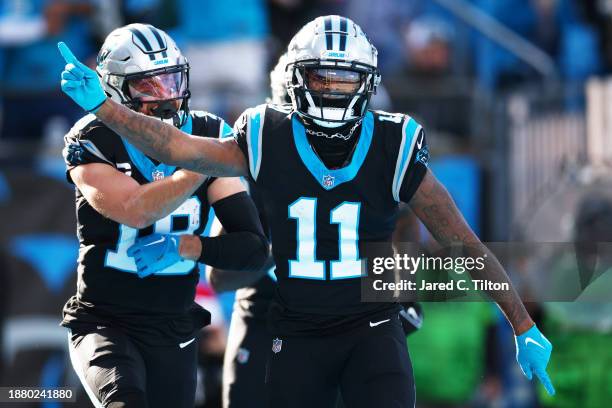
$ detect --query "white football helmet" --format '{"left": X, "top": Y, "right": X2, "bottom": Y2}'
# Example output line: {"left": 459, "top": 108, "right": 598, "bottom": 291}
{"left": 285, "top": 15, "right": 381, "bottom": 128}
{"left": 96, "top": 23, "right": 190, "bottom": 127}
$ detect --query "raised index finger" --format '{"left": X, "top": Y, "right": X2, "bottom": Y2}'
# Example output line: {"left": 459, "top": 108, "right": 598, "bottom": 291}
{"left": 58, "top": 42, "right": 77, "bottom": 64}
{"left": 535, "top": 369, "right": 556, "bottom": 396}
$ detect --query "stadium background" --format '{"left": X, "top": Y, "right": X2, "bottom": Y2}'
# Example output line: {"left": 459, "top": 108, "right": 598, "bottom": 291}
{"left": 1, "top": 0, "right": 611, "bottom": 407}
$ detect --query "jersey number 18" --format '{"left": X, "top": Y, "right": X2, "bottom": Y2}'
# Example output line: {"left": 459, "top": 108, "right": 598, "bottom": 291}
{"left": 105, "top": 197, "right": 201, "bottom": 275}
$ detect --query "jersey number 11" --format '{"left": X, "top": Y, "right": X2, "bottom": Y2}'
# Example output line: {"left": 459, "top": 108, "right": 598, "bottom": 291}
{"left": 289, "top": 197, "right": 362, "bottom": 280}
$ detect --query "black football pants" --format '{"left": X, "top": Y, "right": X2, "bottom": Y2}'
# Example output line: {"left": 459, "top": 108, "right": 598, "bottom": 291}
{"left": 223, "top": 313, "right": 271, "bottom": 408}
{"left": 68, "top": 326, "right": 197, "bottom": 408}
{"left": 265, "top": 315, "right": 415, "bottom": 408}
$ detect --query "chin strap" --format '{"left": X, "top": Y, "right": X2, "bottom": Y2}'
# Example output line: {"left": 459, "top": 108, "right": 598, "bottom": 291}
{"left": 305, "top": 118, "right": 362, "bottom": 141}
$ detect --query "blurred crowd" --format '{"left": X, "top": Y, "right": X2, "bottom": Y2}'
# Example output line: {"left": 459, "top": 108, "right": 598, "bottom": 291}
{"left": 1, "top": 1, "right": 612, "bottom": 408}
{"left": 1, "top": 0, "right": 611, "bottom": 144}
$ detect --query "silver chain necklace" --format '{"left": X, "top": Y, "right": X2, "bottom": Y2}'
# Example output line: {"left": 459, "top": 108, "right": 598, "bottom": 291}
{"left": 304, "top": 119, "right": 363, "bottom": 141}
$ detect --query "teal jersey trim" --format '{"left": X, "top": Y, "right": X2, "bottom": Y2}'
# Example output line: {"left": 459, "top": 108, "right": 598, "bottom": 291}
{"left": 246, "top": 105, "right": 266, "bottom": 180}
{"left": 120, "top": 115, "right": 193, "bottom": 182}
{"left": 201, "top": 207, "right": 215, "bottom": 237}
{"left": 392, "top": 116, "right": 421, "bottom": 202}
{"left": 291, "top": 111, "right": 374, "bottom": 190}
{"left": 181, "top": 113, "right": 193, "bottom": 134}
{"left": 221, "top": 121, "right": 234, "bottom": 138}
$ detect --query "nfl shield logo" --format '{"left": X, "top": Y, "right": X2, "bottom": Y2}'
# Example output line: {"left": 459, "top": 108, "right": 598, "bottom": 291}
{"left": 323, "top": 175, "right": 335, "bottom": 188}
{"left": 237, "top": 347, "right": 250, "bottom": 364}
{"left": 152, "top": 170, "right": 165, "bottom": 181}
{"left": 272, "top": 338, "right": 283, "bottom": 353}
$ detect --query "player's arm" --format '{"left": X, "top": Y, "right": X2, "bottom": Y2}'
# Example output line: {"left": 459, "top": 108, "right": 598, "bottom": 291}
{"left": 205, "top": 226, "right": 274, "bottom": 293}
{"left": 95, "top": 99, "right": 248, "bottom": 177}
{"left": 180, "top": 177, "right": 269, "bottom": 269}
{"left": 128, "top": 178, "right": 270, "bottom": 277}
{"left": 409, "top": 170, "right": 555, "bottom": 395}
{"left": 70, "top": 163, "right": 206, "bottom": 229}
{"left": 206, "top": 249, "right": 274, "bottom": 293}
{"left": 409, "top": 169, "right": 534, "bottom": 333}
{"left": 204, "top": 177, "right": 274, "bottom": 292}
{"left": 393, "top": 119, "right": 554, "bottom": 395}
{"left": 389, "top": 123, "right": 531, "bottom": 332}
{"left": 57, "top": 42, "right": 248, "bottom": 178}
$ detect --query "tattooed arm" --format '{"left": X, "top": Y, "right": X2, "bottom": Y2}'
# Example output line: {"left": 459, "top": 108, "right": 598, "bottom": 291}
{"left": 95, "top": 99, "right": 248, "bottom": 177}
{"left": 409, "top": 169, "right": 534, "bottom": 335}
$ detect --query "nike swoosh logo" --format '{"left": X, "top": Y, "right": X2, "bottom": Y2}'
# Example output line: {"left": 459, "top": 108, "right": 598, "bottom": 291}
{"left": 416, "top": 132, "right": 424, "bottom": 149}
{"left": 179, "top": 338, "right": 195, "bottom": 349}
{"left": 145, "top": 237, "right": 165, "bottom": 247}
{"left": 525, "top": 337, "right": 545, "bottom": 349}
{"left": 369, "top": 318, "right": 391, "bottom": 327}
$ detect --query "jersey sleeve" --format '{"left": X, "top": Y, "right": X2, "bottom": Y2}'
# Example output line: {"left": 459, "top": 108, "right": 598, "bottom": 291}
{"left": 220, "top": 120, "right": 234, "bottom": 138}
{"left": 232, "top": 104, "right": 266, "bottom": 182}
{"left": 389, "top": 115, "right": 429, "bottom": 203}
{"left": 233, "top": 109, "right": 250, "bottom": 164}
{"left": 398, "top": 128, "right": 428, "bottom": 203}
{"left": 233, "top": 109, "right": 250, "bottom": 158}
{"left": 62, "top": 121, "right": 118, "bottom": 185}
{"left": 190, "top": 111, "right": 235, "bottom": 188}
{"left": 190, "top": 110, "right": 235, "bottom": 139}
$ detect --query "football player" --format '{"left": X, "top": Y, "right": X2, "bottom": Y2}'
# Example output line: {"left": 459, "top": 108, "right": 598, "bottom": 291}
{"left": 59, "top": 24, "right": 268, "bottom": 408}
{"left": 210, "top": 52, "right": 425, "bottom": 408}
{"left": 212, "top": 54, "right": 287, "bottom": 408}
{"left": 126, "top": 54, "right": 290, "bottom": 408}
{"left": 58, "top": 16, "right": 554, "bottom": 408}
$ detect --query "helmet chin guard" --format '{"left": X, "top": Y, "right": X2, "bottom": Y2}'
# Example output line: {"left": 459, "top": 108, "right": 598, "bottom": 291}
{"left": 308, "top": 107, "right": 354, "bottom": 128}
{"left": 285, "top": 16, "right": 381, "bottom": 127}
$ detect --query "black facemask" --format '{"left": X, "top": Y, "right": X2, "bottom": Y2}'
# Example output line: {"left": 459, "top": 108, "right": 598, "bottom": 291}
{"left": 150, "top": 100, "right": 180, "bottom": 120}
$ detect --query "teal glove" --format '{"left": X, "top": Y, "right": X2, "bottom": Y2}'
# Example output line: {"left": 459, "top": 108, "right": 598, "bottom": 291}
{"left": 127, "top": 234, "right": 183, "bottom": 278}
{"left": 515, "top": 325, "right": 555, "bottom": 396}
{"left": 58, "top": 42, "right": 107, "bottom": 113}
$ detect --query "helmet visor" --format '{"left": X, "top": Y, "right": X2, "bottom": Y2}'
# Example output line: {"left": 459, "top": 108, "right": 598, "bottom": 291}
{"left": 127, "top": 71, "right": 187, "bottom": 102}
{"left": 305, "top": 68, "right": 363, "bottom": 98}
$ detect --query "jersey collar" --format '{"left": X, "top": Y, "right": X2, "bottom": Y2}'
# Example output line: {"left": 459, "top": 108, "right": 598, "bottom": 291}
{"left": 121, "top": 115, "right": 192, "bottom": 182}
{"left": 291, "top": 111, "right": 373, "bottom": 190}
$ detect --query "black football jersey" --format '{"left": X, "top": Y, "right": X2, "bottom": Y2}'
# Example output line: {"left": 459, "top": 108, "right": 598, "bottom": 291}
{"left": 61, "top": 111, "right": 233, "bottom": 345}
{"left": 234, "top": 105, "right": 429, "bottom": 335}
